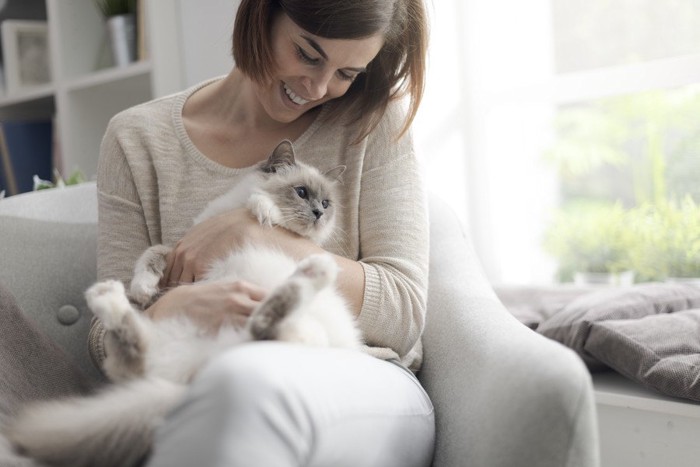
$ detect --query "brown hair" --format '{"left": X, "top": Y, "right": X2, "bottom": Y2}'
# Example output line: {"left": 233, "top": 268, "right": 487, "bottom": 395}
{"left": 232, "top": 0, "right": 428, "bottom": 142}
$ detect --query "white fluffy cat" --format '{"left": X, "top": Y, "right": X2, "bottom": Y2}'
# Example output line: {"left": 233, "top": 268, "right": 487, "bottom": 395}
{"left": 5, "top": 140, "right": 362, "bottom": 467}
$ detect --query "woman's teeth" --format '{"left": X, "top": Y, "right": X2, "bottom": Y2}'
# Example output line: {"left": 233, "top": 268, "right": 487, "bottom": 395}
{"left": 284, "top": 84, "right": 310, "bottom": 105}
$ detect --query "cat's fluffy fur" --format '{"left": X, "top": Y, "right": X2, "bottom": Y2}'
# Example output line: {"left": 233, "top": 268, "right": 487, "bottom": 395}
{"left": 5, "top": 140, "right": 361, "bottom": 467}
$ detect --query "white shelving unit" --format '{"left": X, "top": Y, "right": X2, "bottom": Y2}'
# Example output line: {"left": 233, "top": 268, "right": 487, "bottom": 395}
{"left": 0, "top": 0, "right": 238, "bottom": 180}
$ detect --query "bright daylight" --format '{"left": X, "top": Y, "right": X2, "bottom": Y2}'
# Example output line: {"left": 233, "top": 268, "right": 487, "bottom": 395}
{"left": 0, "top": 1, "right": 699, "bottom": 467}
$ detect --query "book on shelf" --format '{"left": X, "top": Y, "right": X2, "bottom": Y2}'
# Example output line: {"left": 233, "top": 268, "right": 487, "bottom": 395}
{"left": 0, "top": 118, "right": 53, "bottom": 196}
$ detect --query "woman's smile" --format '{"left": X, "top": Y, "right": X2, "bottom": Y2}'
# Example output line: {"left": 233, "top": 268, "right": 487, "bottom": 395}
{"left": 283, "top": 82, "right": 312, "bottom": 106}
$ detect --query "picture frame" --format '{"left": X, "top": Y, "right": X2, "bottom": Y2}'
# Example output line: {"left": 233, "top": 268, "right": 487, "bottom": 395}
{"left": 1, "top": 20, "right": 51, "bottom": 95}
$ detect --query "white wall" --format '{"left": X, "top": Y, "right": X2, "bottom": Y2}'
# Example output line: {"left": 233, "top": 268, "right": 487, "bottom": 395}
{"left": 177, "top": 0, "right": 240, "bottom": 87}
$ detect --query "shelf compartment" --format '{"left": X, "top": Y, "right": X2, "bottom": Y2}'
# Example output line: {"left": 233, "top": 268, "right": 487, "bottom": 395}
{"left": 62, "top": 71, "right": 153, "bottom": 178}
{"left": 64, "top": 60, "right": 152, "bottom": 93}
{"left": 0, "top": 85, "right": 55, "bottom": 119}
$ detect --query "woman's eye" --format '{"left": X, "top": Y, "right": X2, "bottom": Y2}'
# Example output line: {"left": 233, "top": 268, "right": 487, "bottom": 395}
{"left": 296, "top": 46, "right": 319, "bottom": 65}
{"left": 322, "top": 200, "right": 329, "bottom": 209}
{"left": 295, "top": 187, "right": 308, "bottom": 199}
{"left": 337, "top": 70, "right": 356, "bottom": 82}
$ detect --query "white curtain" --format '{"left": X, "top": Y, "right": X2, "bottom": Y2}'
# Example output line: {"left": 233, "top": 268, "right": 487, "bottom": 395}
{"left": 414, "top": 0, "right": 559, "bottom": 286}
{"left": 414, "top": 0, "right": 700, "bottom": 286}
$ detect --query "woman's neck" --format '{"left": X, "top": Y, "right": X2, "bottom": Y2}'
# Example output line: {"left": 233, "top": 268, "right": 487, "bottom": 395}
{"left": 181, "top": 69, "right": 319, "bottom": 168}
{"left": 185, "top": 70, "right": 270, "bottom": 130}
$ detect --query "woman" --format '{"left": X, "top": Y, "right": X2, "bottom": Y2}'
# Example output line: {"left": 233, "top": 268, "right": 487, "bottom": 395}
{"left": 91, "top": 0, "right": 435, "bottom": 465}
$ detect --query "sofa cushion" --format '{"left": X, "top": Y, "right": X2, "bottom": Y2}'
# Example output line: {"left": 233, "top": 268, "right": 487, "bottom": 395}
{"left": 537, "top": 283, "right": 700, "bottom": 369}
{"left": 495, "top": 285, "right": 596, "bottom": 330}
{"left": 585, "top": 309, "right": 700, "bottom": 401}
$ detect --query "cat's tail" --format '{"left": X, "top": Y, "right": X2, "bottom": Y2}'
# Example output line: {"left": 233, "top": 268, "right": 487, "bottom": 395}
{"left": 4, "top": 378, "right": 185, "bottom": 467}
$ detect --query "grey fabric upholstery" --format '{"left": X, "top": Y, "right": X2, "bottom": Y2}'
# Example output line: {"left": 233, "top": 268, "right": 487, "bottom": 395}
{"left": 586, "top": 310, "right": 700, "bottom": 402}
{"left": 537, "top": 283, "right": 700, "bottom": 370}
{"left": 0, "top": 184, "right": 600, "bottom": 466}
{"left": 0, "top": 282, "right": 94, "bottom": 417}
{"left": 421, "top": 197, "right": 599, "bottom": 467}
{"left": 0, "top": 184, "right": 102, "bottom": 382}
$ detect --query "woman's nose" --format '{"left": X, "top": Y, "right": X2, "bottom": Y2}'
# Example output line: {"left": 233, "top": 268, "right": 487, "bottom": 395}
{"left": 301, "top": 71, "right": 333, "bottom": 100}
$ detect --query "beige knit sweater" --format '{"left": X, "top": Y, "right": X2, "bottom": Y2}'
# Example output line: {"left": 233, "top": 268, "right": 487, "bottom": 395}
{"left": 88, "top": 78, "right": 429, "bottom": 371}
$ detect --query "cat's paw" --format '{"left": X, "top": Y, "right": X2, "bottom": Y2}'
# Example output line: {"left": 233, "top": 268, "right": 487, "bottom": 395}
{"left": 85, "top": 280, "right": 132, "bottom": 328}
{"left": 295, "top": 254, "right": 338, "bottom": 291}
{"left": 248, "top": 193, "right": 281, "bottom": 228}
{"left": 130, "top": 245, "right": 170, "bottom": 305}
{"left": 130, "top": 279, "right": 159, "bottom": 307}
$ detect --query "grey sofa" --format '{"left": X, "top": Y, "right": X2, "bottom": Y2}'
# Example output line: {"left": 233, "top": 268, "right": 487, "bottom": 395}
{"left": 0, "top": 183, "right": 600, "bottom": 467}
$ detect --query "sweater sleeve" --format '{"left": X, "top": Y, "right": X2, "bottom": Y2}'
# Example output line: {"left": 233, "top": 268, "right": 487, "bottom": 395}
{"left": 356, "top": 114, "right": 430, "bottom": 365}
{"left": 88, "top": 114, "right": 154, "bottom": 370}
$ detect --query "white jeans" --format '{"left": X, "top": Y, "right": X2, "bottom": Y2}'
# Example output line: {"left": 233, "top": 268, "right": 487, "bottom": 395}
{"left": 145, "top": 342, "right": 435, "bottom": 467}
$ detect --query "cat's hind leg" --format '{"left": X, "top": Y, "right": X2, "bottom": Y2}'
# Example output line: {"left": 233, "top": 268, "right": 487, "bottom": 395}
{"left": 247, "top": 254, "right": 337, "bottom": 343}
{"left": 130, "top": 244, "right": 171, "bottom": 306}
{"left": 85, "top": 280, "right": 148, "bottom": 382}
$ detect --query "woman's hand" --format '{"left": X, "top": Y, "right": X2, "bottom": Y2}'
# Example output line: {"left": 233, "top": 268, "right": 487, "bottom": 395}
{"left": 162, "top": 208, "right": 259, "bottom": 285}
{"left": 146, "top": 280, "right": 267, "bottom": 333}
{"left": 161, "top": 206, "right": 366, "bottom": 317}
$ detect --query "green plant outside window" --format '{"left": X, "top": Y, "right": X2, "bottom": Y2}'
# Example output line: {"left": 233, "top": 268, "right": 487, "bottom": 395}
{"left": 544, "top": 85, "right": 700, "bottom": 282}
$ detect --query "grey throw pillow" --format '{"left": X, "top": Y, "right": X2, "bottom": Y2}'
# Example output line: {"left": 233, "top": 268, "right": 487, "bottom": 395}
{"left": 585, "top": 310, "right": 700, "bottom": 402}
{"left": 537, "top": 283, "right": 700, "bottom": 370}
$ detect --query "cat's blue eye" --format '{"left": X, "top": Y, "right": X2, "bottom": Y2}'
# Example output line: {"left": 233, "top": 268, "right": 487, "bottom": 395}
{"left": 322, "top": 200, "right": 329, "bottom": 209}
{"left": 295, "top": 187, "right": 308, "bottom": 199}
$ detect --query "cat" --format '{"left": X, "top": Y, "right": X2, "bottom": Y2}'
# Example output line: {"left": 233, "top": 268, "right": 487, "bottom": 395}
{"left": 5, "top": 140, "right": 362, "bottom": 467}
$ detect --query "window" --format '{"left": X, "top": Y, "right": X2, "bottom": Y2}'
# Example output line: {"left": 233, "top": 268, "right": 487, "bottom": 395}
{"left": 415, "top": 0, "right": 700, "bottom": 285}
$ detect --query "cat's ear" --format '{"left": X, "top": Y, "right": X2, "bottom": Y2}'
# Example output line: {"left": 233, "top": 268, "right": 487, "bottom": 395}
{"left": 261, "top": 140, "right": 296, "bottom": 173}
{"left": 324, "top": 165, "right": 346, "bottom": 182}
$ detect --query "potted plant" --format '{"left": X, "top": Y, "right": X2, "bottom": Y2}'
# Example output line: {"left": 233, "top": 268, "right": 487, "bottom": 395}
{"left": 543, "top": 202, "right": 635, "bottom": 285}
{"left": 33, "top": 168, "right": 86, "bottom": 191}
{"left": 95, "top": 0, "right": 137, "bottom": 67}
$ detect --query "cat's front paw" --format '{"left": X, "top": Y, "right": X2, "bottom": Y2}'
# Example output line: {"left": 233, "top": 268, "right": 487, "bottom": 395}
{"left": 130, "top": 280, "right": 159, "bottom": 307}
{"left": 295, "top": 254, "right": 338, "bottom": 291}
{"left": 85, "top": 280, "right": 131, "bottom": 328}
{"left": 248, "top": 193, "right": 281, "bottom": 228}
{"left": 130, "top": 245, "right": 170, "bottom": 306}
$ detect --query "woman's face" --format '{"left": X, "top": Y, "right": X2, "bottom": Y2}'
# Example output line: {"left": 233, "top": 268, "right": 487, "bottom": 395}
{"left": 253, "top": 13, "right": 384, "bottom": 123}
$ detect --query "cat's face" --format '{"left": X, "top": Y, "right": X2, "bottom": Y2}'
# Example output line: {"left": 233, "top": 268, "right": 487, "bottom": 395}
{"left": 260, "top": 166, "right": 338, "bottom": 243}
{"left": 257, "top": 141, "right": 340, "bottom": 244}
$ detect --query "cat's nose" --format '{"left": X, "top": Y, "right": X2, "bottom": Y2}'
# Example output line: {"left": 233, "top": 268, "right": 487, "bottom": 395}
{"left": 312, "top": 209, "right": 323, "bottom": 220}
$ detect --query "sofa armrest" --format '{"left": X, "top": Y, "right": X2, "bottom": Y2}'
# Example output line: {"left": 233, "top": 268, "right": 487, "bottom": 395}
{"left": 421, "top": 196, "right": 599, "bottom": 467}
{"left": 0, "top": 182, "right": 97, "bottom": 223}
{"left": 0, "top": 184, "right": 102, "bottom": 382}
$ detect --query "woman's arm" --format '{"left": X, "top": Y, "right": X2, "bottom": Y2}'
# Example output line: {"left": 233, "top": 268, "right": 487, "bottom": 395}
{"left": 96, "top": 127, "right": 151, "bottom": 286}
{"left": 146, "top": 279, "right": 267, "bottom": 332}
{"left": 162, "top": 208, "right": 366, "bottom": 316}
{"left": 355, "top": 148, "right": 429, "bottom": 360}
